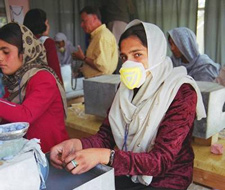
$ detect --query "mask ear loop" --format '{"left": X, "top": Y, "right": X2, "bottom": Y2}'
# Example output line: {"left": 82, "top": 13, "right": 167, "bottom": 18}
{"left": 147, "top": 61, "right": 162, "bottom": 71}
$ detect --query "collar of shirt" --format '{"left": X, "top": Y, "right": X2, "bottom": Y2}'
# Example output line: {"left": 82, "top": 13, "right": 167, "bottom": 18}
{"left": 91, "top": 24, "right": 106, "bottom": 38}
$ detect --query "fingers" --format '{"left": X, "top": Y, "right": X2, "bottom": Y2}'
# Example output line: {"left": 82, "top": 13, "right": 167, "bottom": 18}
{"left": 50, "top": 140, "right": 74, "bottom": 168}
{"left": 65, "top": 158, "right": 87, "bottom": 175}
{"left": 50, "top": 146, "right": 64, "bottom": 168}
{"left": 50, "top": 139, "right": 83, "bottom": 172}
{"left": 77, "top": 45, "right": 84, "bottom": 58}
{"left": 64, "top": 157, "right": 79, "bottom": 173}
{"left": 77, "top": 45, "right": 82, "bottom": 51}
{"left": 63, "top": 152, "right": 82, "bottom": 174}
{"left": 59, "top": 140, "right": 76, "bottom": 161}
{"left": 51, "top": 161, "right": 64, "bottom": 169}
{"left": 71, "top": 52, "right": 76, "bottom": 59}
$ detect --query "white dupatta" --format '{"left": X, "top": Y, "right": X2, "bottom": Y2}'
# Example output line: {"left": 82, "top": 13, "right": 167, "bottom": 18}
{"left": 108, "top": 20, "right": 206, "bottom": 186}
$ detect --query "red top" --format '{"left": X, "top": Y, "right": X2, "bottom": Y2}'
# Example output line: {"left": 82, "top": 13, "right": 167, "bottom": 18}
{"left": 0, "top": 71, "right": 69, "bottom": 153}
{"left": 36, "top": 35, "right": 63, "bottom": 83}
{"left": 81, "top": 84, "right": 197, "bottom": 189}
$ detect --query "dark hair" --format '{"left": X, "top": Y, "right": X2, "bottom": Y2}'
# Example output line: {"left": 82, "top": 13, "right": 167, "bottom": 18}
{"left": 119, "top": 24, "right": 147, "bottom": 49}
{"left": 23, "top": 8, "right": 47, "bottom": 35}
{"left": 80, "top": 6, "right": 101, "bottom": 21}
{"left": 0, "top": 23, "right": 23, "bottom": 54}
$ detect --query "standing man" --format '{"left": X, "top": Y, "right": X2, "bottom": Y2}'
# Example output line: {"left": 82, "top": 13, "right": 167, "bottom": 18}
{"left": 72, "top": 6, "right": 118, "bottom": 78}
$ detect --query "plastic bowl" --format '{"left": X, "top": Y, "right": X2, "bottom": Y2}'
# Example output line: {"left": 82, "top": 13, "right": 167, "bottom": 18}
{"left": 0, "top": 122, "right": 29, "bottom": 141}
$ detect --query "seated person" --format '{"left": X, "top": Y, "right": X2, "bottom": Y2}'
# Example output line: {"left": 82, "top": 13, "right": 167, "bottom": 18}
{"left": 50, "top": 20, "right": 206, "bottom": 190}
{"left": 54, "top": 32, "right": 76, "bottom": 66}
{"left": 0, "top": 23, "right": 69, "bottom": 153}
{"left": 54, "top": 32, "right": 83, "bottom": 91}
{"left": 168, "top": 27, "right": 220, "bottom": 82}
{"left": 23, "top": 8, "right": 63, "bottom": 83}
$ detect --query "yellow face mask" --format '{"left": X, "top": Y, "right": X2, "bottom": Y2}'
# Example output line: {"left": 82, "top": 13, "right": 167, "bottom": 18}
{"left": 59, "top": 47, "right": 65, "bottom": 53}
{"left": 119, "top": 60, "right": 148, "bottom": 90}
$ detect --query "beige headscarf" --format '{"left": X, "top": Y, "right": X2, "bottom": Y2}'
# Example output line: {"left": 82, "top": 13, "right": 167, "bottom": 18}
{"left": 2, "top": 23, "right": 67, "bottom": 116}
{"left": 108, "top": 20, "right": 206, "bottom": 185}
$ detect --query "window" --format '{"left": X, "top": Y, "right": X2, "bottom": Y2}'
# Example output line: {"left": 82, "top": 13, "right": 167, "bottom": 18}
{"left": 196, "top": 0, "right": 205, "bottom": 54}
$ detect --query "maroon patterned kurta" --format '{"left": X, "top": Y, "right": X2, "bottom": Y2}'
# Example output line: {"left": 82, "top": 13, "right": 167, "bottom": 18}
{"left": 81, "top": 84, "right": 197, "bottom": 189}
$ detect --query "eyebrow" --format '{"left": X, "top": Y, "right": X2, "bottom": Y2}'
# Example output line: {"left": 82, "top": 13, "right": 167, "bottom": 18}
{"left": 120, "top": 48, "right": 145, "bottom": 56}
{"left": 0, "top": 47, "right": 9, "bottom": 51}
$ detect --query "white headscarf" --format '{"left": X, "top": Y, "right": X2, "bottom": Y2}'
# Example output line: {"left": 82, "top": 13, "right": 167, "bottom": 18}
{"left": 54, "top": 32, "right": 67, "bottom": 42}
{"left": 108, "top": 20, "right": 206, "bottom": 186}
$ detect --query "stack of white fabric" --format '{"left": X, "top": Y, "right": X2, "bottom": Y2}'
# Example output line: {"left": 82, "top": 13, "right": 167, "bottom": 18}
{"left": 0, "top": 139, "right": 48, "bottom": 190}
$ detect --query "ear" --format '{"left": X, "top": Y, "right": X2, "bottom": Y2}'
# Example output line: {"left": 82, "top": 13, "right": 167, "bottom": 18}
{"left": 19, "top": 53, "right": 23, "bottom": 62}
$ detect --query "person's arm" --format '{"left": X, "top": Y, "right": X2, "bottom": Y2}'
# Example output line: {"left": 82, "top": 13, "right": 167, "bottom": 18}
{"left": 192, "top": 64, "right": 220, "bottom": 82}
{"left": 111, "top": 84, "right": 197, "bottom": 176}
{"left": 81, "top": 115, "right": 117, "bottom": 149}
{"left": 72, "top": 45, "right": 101, "bottom": 71}
{"left": 0, "top": 71, "right": 61, "bottom": 123}
{"left": 51, "top": 84, "right": 197, "bottom": 176}
{"left": 50, "top": 116, "right": 115, "bottom": 172}
{"left": 44, "top": 38, "right": 63, "bottom": 82}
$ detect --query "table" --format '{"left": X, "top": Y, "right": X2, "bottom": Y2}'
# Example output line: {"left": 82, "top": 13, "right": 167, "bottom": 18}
{"left": 45, "top": 154, "right": 115, "bottom": 190}
{"left": 192, "top": 139, "right": 225, "bottom": 190}
{"left": 66, "top": 103, "right": 104, "bottom": 138}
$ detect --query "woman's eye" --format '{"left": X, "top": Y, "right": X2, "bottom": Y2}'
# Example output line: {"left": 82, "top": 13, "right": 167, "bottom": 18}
{"left": 3, "top": 51, "right": 9, "bottom": 55}
{"left": 134, "top": 53, "right": 141, "bottom": 58}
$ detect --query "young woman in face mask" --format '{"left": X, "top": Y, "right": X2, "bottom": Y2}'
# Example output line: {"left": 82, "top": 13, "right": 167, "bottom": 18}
{"left": 50, "top": 20, "right": 206, "bottom": 190}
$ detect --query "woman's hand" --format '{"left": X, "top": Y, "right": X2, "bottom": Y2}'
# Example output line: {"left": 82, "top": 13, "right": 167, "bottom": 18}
{"left": 64, "top": 148, "right": 111, "bottom": 175}
{"left": 49, "top": 138, "right": 82, "bottom": 169}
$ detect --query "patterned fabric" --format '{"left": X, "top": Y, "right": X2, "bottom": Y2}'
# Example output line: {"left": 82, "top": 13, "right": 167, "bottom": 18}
{"left": 82, "top": 24, "right": 118, "bottom": 78}
{"left": 2, "top": 23, "right": 67, "bottom": 115}
{"left": 167, "top": 27, "right": 220, "bottom": 82}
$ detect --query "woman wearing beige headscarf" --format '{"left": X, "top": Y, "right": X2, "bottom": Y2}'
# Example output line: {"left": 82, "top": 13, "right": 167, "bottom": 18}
{"left": 0, "top": 23, "right": 69, "bottom": 153}
{"left": 50, "top": 20, "right": 206, "bottom": 190}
